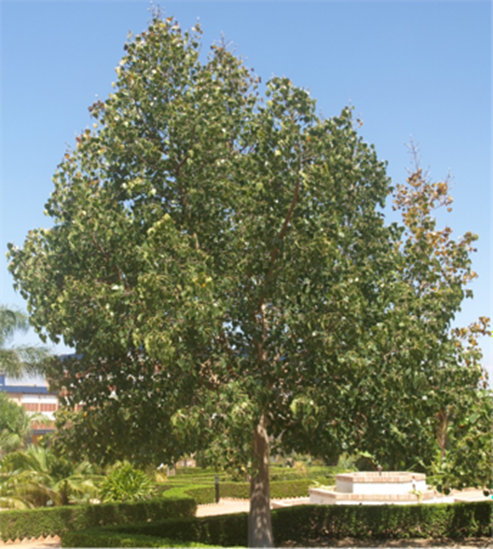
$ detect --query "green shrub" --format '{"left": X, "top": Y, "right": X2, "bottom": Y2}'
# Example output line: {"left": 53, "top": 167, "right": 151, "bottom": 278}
{"left": 62, "top": 528, "right": 222, "bottom": 548}
{"left": 153, "top": 483, "right": 174, "bottom": 496}
{"left": 161, "top": 484, "right": 215, "bottom": 505}
{"left": 161, "top": 478, "right": 313, "bottom": 505}
{"left": 175, "top": 467, "right": 218, "bottom": 476}
{"left": 162, "top": 465, "right": 338, "bottom": 483}
{"left": 60, "top": 501, "right": 492, "bottom": 548}
{"left": 66, "top": 513, "right": 249, "bottom": 547}
{"left": 271, "top": 479, "right": 312, "bottom": 498}
{"left": 184, "top": 486, "right": 217, "bottom": 505}
{"left": 0, "top": 497, "right": 195, "bottom": 542}
{"left": 271, "top": 502, "right": 493, "bottom": 543}
{"left": 100, "top": 462, "right": 154, "bottom": 503}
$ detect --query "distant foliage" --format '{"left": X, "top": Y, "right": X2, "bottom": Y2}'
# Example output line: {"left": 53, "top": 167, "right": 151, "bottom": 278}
{"left": 0, "top": 305, "right": 50, "bottom": 379}
{"left": 0, "top": 392, "right": 32, "bottom": 457}
{"left": 0, "top": 446, "right": 100, "bottom": 509}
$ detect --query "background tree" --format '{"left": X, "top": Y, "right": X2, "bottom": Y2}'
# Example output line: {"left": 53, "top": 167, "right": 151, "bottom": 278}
{"left": 7, "top": 16, "right": 490, "bottom": 545}
{"left": 426, "top": 384, "right": 492, "bottom": 494}
{"left": 0, "top": 305, "right": 49, "bottom": 379}
{"left": 344, "top": 154, "right": 491, "bottom": 491}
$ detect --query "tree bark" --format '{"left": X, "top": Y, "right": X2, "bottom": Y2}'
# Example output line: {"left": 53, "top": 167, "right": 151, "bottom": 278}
{"left": 248, "top": 413, "right": 273, "bottom": 547}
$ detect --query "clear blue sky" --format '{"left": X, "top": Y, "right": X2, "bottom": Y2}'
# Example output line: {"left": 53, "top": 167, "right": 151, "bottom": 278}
{"left": 0, "top": 1, "right": 491, "bottom": 379}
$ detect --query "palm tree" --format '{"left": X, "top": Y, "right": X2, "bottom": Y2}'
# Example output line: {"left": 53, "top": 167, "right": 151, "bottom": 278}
{"left": 0, "top": 392, "right": 31, "bottom": 457}
{"left": 0, "top": 446, "right": 101, "bottom": 508}
{"left": 0, "top": 305, "right": 50, "bottom": 379}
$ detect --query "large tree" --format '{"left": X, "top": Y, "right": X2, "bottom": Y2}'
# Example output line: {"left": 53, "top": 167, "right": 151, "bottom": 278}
{"left": 7, "top": 16, "right": 490, "bottom": 545}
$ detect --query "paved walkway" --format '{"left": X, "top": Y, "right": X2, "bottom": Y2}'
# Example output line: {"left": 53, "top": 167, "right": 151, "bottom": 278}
{"left": 196, "top": 497, "right": 250, "bottom": 516}
{"left": 450, "top": 488, "right": 491, "bottom": 503}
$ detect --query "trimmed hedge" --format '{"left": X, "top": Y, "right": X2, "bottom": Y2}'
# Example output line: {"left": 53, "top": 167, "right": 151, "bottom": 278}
{"left": 271, "top": 479, "right": 312, "bottom": 499}
{"left": 165, "top": 474, "right": 229, "bottom": 485}
{"left": 175, "top": 467, "right": 218, "bottom": 476}
{"left": 0, "top": 497, "right": 196, "bottom": 543}
{"left": 168, "top": 465, "right": 339, "bottom": 483}
{"left": 272, "top": 501, "right": 493, "bottom": 543}
{"left": 161, "top": 478, "right": 314, "bottom": 505}
{"left": 269, "top": 465, "right": 342, "bottom": 482}
{"left": 62, "top": 529, "right": 223, "bottom": 548}
{"left": 60, "top": 501, "right": 492, "bottom": 547}
{"left": 219, "top": 479, "right": 313, "bottom": 500}
{"left": 161, "top": 484, "right": 216, "bottom": 505}
{"left": 62, "top": 513, "right": 250, "bottom": 548}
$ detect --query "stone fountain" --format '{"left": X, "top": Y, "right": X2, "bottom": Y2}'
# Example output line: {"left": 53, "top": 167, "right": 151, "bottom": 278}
{"left": 309, "top": 471, "right": 449, "bottom": 505}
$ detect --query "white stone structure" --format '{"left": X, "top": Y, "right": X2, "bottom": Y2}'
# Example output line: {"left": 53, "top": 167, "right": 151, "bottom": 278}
{"left": 309, "top": 471, "right": 453, "bottom": 505}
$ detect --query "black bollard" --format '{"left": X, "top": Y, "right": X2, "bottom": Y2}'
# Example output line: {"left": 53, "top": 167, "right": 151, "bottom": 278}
{"left": 215, "top": 475, "right": 220, "bottom": 503}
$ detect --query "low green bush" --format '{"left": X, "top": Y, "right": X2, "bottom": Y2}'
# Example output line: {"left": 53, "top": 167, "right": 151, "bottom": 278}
{"left": 270, "top": 465, "right": 340, "bottom": 482}
{"left": 166, "top": 474, "right": 224, "bottom": 484}
{"left": 0, "top": 497, "right": 196, "bottom": 542}
{"left": 271, "top": 479, "right": 312, "bottom": 498}
{"left": 174, "top": 467, "right": 204, "bottom": 475}
{"left": 161, "top": 484, "right": 215, "bottom": 504}
{"left": 62, "top": 528, "right": 223, "bottom": 548}
{"left": 175, "top": 467, "right": 218, "bottom": 476}
{"left": 116, "top": 514, "right": 248, "bottom": 546}
{"left": 218, "top": 479, "right": 313, "bottom": 499}
{"left": 60, "top": 501, "right": 492, "bottom": 548}
{"left": 62, "top": 513, "right": 249, "bottom": 548}
{"left": 161, "top": 478, "right": 313, "bottom": 504}
{"left": 162, "top": 465, "right": 338, "bottom": 484}
{"left": 271, "top": 502, "right": 493, "bottom": 543}
{"left": 152, "top": 483, "right": 174, "bottom": 496}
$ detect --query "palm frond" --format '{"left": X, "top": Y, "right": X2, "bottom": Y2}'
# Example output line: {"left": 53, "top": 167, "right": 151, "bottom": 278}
{"left": 0, "top": 430, "right": 23, "bottom": 457}
{"left": 0, "top": 446, "right": 103, "bottom": 507}
{"left": 0, "top": 306, "right": 29, "bottom": 347}
{"left": 0, "top": 305, "right": 51, "bottom": 378}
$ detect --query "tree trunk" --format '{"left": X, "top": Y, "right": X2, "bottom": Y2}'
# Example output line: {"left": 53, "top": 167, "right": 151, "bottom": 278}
{"left": 248, "top": 413, "right": 273, "bottom": 547}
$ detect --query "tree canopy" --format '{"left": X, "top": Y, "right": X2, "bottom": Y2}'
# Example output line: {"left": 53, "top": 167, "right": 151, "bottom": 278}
{"left": 7, "top": 16, "right": 491, "bottom": 546}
